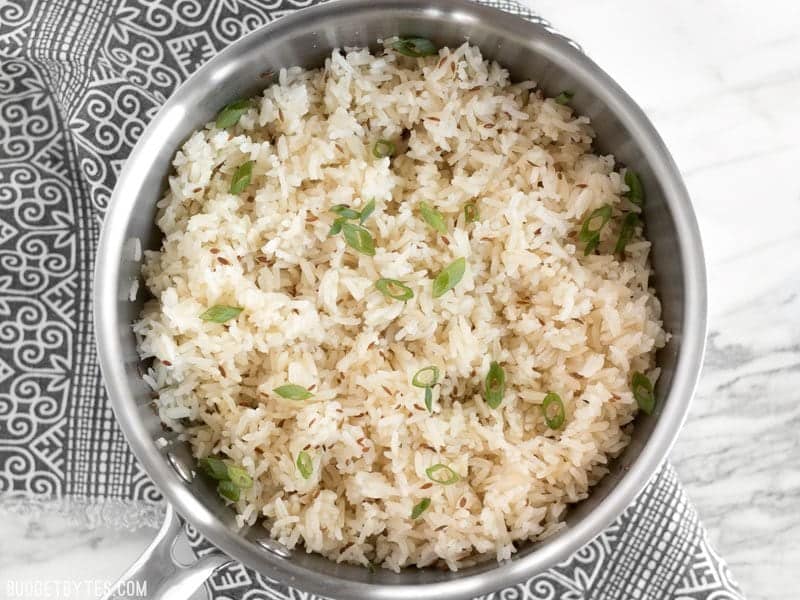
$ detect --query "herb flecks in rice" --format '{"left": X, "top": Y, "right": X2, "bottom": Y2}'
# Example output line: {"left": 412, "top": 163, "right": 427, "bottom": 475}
{"left": 135, "top": 41, "right": 667, "bottom": 573}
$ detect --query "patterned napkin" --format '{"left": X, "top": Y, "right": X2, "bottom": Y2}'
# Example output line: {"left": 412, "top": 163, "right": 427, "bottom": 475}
{"left": 0, "top": 0, "right": 744, "bottom": 598}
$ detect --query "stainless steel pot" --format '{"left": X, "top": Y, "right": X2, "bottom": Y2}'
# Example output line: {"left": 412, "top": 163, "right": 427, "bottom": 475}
{"left": 94, "top": 1, "right": 707, "bottom": 598}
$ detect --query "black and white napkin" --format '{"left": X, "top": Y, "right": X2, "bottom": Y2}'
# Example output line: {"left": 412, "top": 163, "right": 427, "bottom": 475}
{"left": 0, "top": 0, "right": 744, "bottom": 598}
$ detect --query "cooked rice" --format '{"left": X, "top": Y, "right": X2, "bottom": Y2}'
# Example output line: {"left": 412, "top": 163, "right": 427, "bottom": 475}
{"left": 134, "top": 41, "right": 667, "bottom": 571}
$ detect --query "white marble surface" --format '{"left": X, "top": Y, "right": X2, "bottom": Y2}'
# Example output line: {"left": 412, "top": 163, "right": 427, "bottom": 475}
{"left": 2, "top": 1, "right": 799, "bottom": 599}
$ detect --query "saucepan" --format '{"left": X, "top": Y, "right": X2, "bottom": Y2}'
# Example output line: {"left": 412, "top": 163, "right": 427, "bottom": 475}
{"left": 94, "top": 0, "right": 707, "bottom": 598}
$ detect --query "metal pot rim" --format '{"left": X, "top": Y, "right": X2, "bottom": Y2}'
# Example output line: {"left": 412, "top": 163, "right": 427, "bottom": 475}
{"left": 94, "top": 1, "right": 707, "bottom": 598}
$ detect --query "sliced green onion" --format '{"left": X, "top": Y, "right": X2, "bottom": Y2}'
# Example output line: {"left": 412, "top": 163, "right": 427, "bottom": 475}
{"left": 217, "top": 479, "right": 241, "bottom": 502}
{"left": 359, "top": 199, "right": 376, "bottom": 224}
{"left": 542, "top": 392, "right": 565, "bottom": 429}
{"left": 230, "top": 160, "right": 254, "bottom": 194}
{"left": 200, "top": 305, "right": 243, "bottom": 323}
{"left": 372, "top": 139, "right": 396, "bottom": 158}
{"left": 432, "top": 257, "right": 466, "bottom": 298}
{"left": 583, "top": 235, "right": 600, "bottom": 255}
{"left": 632, "top": 372, "right": 655, "bottom": 415}
{"left": 624, "top": 170, "right": 645, "bottom": 206}
{"left": 411, "top": 497, "right": 431, "bottom": 519}
{"left": 226, "top": 465, "right": 253, "bottom": 489}
{"left": 341, "top": 222, "right": 376, "bottom": 256}
{"left": 554, "top": 90, "right": 574, "bottom": 105}
{"left": 328, "top": 217, "right": 345, "bottom": 236}
{"left": 425, "top": 463, "right": 460, "bottom": 485}
{"left": 579, "top": 205, "right": 612, "bottom": 241}
{"left": 412, "top": 366, "right": 440, "bottom": 388}
{"left": 199, "top": 457, "right": 252, "bottom": 501}
{"left": 216, "top": 99, "right": 251, "bottom": 129}
{"left": 412, "top": 366, "right": 440, "bottom": 414}
{"left": 464, "top": 202, "right": 479, "bottom": 223}
{"left": 484, "top": 361, "right": 505, "bottom": 409}
{"left": 579, "top": 205, "right": 612, "bottom": 256}
{"left": 198, "top": 456, "right": 228, "bottom": 480}
{"left": 392, "top": 37, "right": 437, "bottom": 58}
{"left": 375, "top": 278, "right": 414, "bottom": 302}
{"left": 330, "top": 204, "right": 361, "bottom": 220}
{"left": 296, "top": 451, "right": 313, "bottom": 479}
{"left": 614, "top": 212, "right": 640, "bottom": 254}
{"left": 273, "top": 384, "right": 313, "bottom": 401}
{"left": 330, "top": 200, "right": 376, "bottom": 225}
{"left": 418, "top": 202, "right": 447, "bottom": 234}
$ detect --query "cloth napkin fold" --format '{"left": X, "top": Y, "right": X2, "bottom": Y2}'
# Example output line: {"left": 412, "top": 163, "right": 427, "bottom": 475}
{"left": 0, "top": 0, "right": 744, "bottom": 598}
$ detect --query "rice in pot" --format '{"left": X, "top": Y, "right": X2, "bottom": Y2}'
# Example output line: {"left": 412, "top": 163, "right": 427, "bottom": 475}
{"left": 134, "top": 41, "right": 666, "bottom": 571}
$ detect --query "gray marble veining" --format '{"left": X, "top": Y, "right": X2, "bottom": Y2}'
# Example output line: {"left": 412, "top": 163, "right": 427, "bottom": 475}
{"left": 534, "top": 1, "right": 800, "bottom": 597}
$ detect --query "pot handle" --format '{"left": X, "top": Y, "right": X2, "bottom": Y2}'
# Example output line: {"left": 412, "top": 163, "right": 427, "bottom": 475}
{"left": 101, "top": 504, "right": 231, "bottom": 600}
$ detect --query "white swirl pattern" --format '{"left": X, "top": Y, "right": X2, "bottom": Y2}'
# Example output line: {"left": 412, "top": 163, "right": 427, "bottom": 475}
{"left": 0, "top": 1, "right": 744, "bottom": 599}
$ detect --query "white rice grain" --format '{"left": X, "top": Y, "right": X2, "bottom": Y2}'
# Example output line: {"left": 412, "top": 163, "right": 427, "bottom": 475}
{"left": 134, "top": 42, "right": 666, "bottom": 571}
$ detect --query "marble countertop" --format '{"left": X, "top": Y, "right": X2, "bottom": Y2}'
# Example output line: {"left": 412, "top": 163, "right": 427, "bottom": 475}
{"left": 2, "top": 1, "right": 798, "bottom": 598}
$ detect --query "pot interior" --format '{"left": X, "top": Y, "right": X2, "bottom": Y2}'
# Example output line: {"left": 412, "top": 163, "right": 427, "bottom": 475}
{"left": 102, "top": 0, "right": 696, "bottom": 595}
